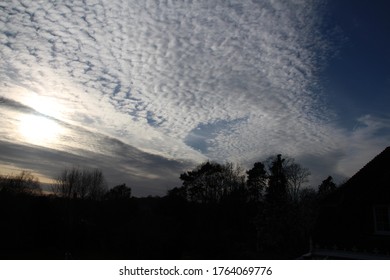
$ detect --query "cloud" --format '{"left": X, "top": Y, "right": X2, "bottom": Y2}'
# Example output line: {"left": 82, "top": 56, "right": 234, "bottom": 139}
{"left": 1, "top": 0, "right": 387, "bottom": 194}
{"left": 0, "top": 0, "right": 333, "bottom": 161}
{"left": 0, "top": 130, "right": 191, "bottom": 196}
{"left": 293, "top": 114, "right": 390, "bottom": 187}
{"left": 335, "top": 115, "right": 390, "bottom": 177}
{"left": 0, "top": 97, "right": 192, "bottom": 195}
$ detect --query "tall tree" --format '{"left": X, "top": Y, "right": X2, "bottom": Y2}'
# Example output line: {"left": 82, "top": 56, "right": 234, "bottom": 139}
{"left": 318, "top": 176, "right": 337, "bottom": 197}
{"left": 285, "top": 161, "right": 311, "bottom": 202}
{"left": 246, "top": 162, "right": 267, "bottom": 202}
{"left": 266, "top": 154, "right": 288, "bottom": 202}
{"left": 257, "top": 155, "right": 312, "bottom": 258}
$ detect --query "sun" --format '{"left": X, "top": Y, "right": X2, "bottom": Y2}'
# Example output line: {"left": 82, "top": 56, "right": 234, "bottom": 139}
{"left": 18, "top": 114, "right": 63, "bottom": 146}
{"left": 15, "top": 92, "right": 66, "bottom": 147}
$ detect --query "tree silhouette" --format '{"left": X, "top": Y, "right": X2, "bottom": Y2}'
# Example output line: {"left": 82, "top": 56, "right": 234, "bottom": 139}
{"left": 104, "top": 183, "right": 131, "bottom": 200}
{"left": 0, "top": 171, "right": 41, "bottom": 195}
{"left": 318, "top": 176, "right": 337, "bottom": 197}
{"left": 266, "top": 154, "right": 288, "bottom": 202}
{"left": 166, "top": 186, "right": 188, "bottom": 201}
{"left": 254, "top": 154, "right": 314, "bottom": 258}
{"left": 0, "top": 153, "right": 325, "bottom": 259}
{"left": 179, "top": 161, "right": 245, "bottom": 203}
{"left": 285, "top": 161, "right": 311, "bottom": 202}
{"left": 246, "top": 162, "right": 267, "bottom": 202}
{"left": 52, "top": 167, "right": 107, "bottom": 200}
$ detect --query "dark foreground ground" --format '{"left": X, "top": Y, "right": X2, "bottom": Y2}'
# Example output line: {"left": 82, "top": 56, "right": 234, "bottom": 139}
{"left": 0, "top": 192, "right": 313, "bottom": 260}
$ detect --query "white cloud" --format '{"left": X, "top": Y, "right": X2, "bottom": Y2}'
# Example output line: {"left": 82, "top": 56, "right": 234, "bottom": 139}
{"left": 3, "top": 0, "right": 387, "bottom": 194}
{"left": 335, "top": 115, "right": 390, "bottom": 177}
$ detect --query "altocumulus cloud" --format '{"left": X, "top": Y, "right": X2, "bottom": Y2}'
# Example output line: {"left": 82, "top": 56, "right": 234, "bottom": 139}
{"left": 1, "top": 0, "right": 386, "bottom": 194}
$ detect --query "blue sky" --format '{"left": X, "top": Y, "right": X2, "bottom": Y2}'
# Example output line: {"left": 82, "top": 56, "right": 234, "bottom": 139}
{"left": 1, "top": 0, "right": 389, "bottom": 196}
{"left": 324, "top": 0, "right": 390, "bottom": 125}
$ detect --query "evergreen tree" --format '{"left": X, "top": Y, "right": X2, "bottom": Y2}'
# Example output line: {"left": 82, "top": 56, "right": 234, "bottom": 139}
{"left": 266, "top": 154, "right": 288, "bottom": 202}
{"left": 318, "top": 176, "right": 337, "bottom": 197}
{"left": 246, "top": 162, "right": 267, "bottom": 202}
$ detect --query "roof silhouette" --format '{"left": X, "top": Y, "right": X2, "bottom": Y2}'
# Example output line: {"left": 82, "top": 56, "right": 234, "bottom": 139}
{"left": 327, "top": 146, "right": 390, "bottom": 204}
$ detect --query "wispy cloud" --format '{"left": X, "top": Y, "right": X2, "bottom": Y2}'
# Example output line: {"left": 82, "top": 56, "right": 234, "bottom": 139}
{"left": 335, "top": 115, "right": 390, "bottom": 177}
{"left": 0, "top": 96, "right": 191, "bottom": 195}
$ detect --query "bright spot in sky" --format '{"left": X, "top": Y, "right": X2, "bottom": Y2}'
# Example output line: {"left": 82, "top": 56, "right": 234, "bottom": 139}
{"left": 23, "top": 93, "right": 64, "bottom": 120}
{"left": 18, "top": 114, "right": 62, "bottom": 146}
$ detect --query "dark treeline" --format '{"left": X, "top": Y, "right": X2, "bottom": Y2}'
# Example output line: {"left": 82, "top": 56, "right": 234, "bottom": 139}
{"left": 0, "top": 155, "right": 338, "bottom": 259}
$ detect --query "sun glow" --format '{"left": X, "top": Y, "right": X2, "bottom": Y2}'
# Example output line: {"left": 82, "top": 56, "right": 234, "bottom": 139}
{"left": 28, "top": 95, "right": 62, "bottom": 119}
{"left": 18, "top": 114, "right": 63, "bottom": 146}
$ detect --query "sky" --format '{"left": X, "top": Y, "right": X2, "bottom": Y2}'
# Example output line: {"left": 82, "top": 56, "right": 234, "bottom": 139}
{"left": 1, "top": 0, "right": 389, "bottom": 196}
